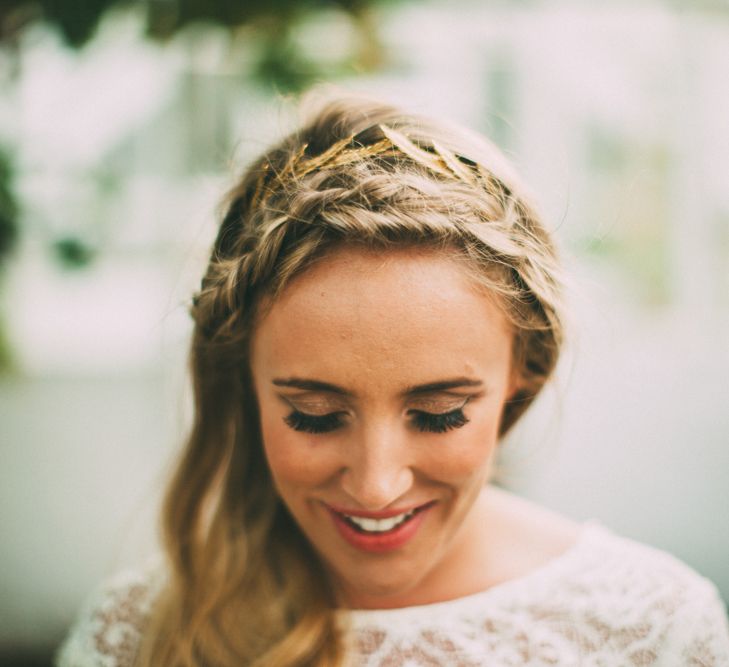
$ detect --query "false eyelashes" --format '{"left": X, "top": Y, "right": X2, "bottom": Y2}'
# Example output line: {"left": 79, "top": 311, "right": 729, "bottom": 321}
{"left": 410, "top": 408, "right": 469, "bottom": 433}
{"left": 284, "top": 410, "right": 344, "bottom": 434}
{"left": 283, "top": 408, "right": 470, "bottom": 435}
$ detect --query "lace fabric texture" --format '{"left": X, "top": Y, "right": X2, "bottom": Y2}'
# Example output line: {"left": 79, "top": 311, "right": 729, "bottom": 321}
{"left": 56, "top": 558, "right": 166, "bottom": 667}
{"left": 56, "top": 524, "right": 729, "bottom": 667}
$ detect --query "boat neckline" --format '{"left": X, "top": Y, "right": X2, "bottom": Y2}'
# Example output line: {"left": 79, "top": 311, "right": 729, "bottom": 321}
{"left": 338, "top": 519, "right": 605, "bottom": 620}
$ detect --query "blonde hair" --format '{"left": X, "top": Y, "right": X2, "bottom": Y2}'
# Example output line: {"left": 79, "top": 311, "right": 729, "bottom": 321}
{"left": 137, "top": 92, "right": 565, "bottom": 667}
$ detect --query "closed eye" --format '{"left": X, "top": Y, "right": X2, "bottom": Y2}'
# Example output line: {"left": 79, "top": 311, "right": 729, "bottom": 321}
{"left": 284, "top": 410, "right": 346, "bottom": 434}
{"left": 283, "top": 406, "right": 471, "bottom": 435}
{"left": 409, "top": 408, "right": 469, "bottom": 433}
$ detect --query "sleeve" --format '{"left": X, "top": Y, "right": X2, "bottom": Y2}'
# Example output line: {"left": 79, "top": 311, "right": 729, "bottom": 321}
{"left": 55, "top": 568, "right": 162, "bottom": 667}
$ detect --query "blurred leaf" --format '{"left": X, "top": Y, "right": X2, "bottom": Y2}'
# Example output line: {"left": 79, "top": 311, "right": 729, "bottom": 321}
{"left": 253, "top": 33, "right": 320, "bottom": 93}
{"left": 53, "top": 236, "right": 96, "bottom": 268}
{"left": 0, "top": 149, "right": 19, "bottom": 271}
{"left": 0, "top": 320, "right": 14, "bottom": 372}
{"left": 1, "top": 0, "right": 398, "bottom": 47}
{"left": 42, "top": 0, "right": 124, "bottom": 47}
{"left": 2, "top": 0, "right": 398, "bottom": 91}
{"left": 0, "top": 0, "right": 125, "bottom": 47}
{"left": 145, "top": 0, "right": 297, "bottom": 41}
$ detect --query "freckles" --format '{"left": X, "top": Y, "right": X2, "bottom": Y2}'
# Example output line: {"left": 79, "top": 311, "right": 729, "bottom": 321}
{"left": 262, "top": 420, "right": 337, "bottom": 486}
{"left": 433, "top": 448, "right": 492, "bottom": 480}
{"left": 260, "top": 419, "right": 299, "bottom": 477}
{"left": 429, "top": 427, "right": 498, "bottom": 479}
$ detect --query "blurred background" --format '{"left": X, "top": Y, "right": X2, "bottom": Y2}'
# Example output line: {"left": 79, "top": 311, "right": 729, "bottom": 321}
{"left": 1, "top": 0, "right": 728, "bottom": 664}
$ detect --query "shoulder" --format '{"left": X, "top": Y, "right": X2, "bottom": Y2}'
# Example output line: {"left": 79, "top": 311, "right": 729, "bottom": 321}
{"left": 483, "top": 491, "right": 729, "bottom": 662}
{"left": 542, "top": 522, "right": 729, "bottom": 663}
{"left": 55, "top": 557, "right": 167, "bottom": 667}
{"left": 486, "top": 490, "right": 724, "bottom": 618}
{"left": 567, "top": 522, "right": 722, "bottom": 602}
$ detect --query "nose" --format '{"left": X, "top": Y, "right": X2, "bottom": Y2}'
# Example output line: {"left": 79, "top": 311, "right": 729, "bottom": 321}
{"left": 339, "top": 420, "right": 414, "bottom": 510}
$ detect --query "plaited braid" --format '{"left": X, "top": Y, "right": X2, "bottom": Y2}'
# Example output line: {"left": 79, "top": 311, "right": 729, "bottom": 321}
{"left": 193, "top": 122, "right": 561, "bottom": 363}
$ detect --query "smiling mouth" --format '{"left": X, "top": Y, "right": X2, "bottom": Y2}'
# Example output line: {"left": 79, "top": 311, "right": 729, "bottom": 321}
{"left": 335, "top": 503, "right": 433, "bottom": 534}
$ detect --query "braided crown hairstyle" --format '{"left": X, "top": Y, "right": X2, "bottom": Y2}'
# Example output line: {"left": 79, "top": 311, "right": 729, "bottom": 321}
{"left": 137, "top": 92, "right": 565, "bottom": 667}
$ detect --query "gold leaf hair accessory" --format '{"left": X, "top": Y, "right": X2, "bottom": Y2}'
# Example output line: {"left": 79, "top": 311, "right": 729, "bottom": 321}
{"left": 250, "top": 123, "right": 489, "bottom": 211}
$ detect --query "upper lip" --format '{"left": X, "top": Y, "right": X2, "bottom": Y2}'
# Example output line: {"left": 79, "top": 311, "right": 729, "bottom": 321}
{"left": 323, "top": 501, "right": 435, "bottom": 519}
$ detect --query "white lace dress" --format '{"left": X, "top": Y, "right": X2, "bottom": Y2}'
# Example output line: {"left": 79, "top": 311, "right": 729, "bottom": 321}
{"left": 56, "top": 522, "right": 729, "bottom": 666}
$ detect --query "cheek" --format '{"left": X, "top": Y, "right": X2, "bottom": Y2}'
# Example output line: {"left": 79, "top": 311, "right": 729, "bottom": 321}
{"left": 260, "top": 411, "right": 338, "bottom": 491}
{"left": 425, "top": 411, "right": 501, "bottom": 482}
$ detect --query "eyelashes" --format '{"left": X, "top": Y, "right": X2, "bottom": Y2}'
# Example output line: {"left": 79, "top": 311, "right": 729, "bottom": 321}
{"left": 410, "top": 408, "right": 469, "bottom": 433}
{"left": 283, "top": 408, "right": 470, "bottom": 435}
{"left": 283, "top": 410, "right": 344, "bottom": 434}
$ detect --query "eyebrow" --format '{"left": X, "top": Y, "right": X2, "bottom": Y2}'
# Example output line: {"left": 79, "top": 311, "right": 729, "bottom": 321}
{"left": 271, "top": 376, "right": 484, "bottom": 398}
{"left": 272, "top": 377, "right": 352, "bottom": 395}
{"left": 403, "top": 378, "right": 484, "bottom": 396}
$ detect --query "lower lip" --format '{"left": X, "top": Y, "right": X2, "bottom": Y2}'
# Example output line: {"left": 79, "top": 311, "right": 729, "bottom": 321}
{"left": 327, "top": 505, "right": 433, "bottom": 553}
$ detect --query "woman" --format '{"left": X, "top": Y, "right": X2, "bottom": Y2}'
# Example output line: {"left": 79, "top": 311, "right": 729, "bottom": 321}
{"left": 58, "top": 93, "right": 729, "bottom": 666}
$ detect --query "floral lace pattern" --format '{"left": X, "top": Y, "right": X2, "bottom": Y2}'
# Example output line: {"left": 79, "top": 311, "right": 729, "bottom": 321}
{"left": 56, "top": 561, "right": 165, "bottom": 667}
{"left": 56, "top": 525, "right": 729, "bottom": 667}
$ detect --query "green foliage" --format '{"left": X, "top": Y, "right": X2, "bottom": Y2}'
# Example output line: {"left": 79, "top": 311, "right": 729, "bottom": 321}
{"left": 0, "top": 0, "right": 119, "bottom": 47}
{"left": 0, "top": 150, "right": 17, "bottom": 371}
{"left": 0, "top": 149, "right": 18, "bottom": 272}
{"left": 53, "top": 236, "right": 96, "bottom": 269}
{"left": 0, "top": 0, "right": 398, "bottom": 278}
{"left": 1, "top": 2, "right": 391, "bottom": 46}
{"left": 253, "top": 33, "right": 321, "bottom": 93}
{"left": 1, "top": 0, "right": 398, "bottom": 92}
{"left": 0, "top": 315, "right": 15, "bottom": 373}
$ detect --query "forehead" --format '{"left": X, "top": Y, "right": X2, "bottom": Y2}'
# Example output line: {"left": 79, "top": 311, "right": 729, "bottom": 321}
{"left": 250, "top": 246, "right": 513, "bottom": 391}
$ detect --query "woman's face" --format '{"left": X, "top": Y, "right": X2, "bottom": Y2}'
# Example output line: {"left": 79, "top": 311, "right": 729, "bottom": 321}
{"left": 250, "top": 246, "right": 516, "bottom": 609}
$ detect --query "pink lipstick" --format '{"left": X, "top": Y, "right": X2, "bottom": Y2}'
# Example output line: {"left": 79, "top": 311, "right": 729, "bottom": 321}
{"left": 325, "top": 502, "right": 434, "bottom": 553}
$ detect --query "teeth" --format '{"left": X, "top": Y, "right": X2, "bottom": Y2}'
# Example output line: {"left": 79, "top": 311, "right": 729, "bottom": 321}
{"left": 345, "top": 510, "right": 414, "bottom": 533}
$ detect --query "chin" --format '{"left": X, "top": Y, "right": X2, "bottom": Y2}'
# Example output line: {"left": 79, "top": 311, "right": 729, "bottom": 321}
{"left": 331, "top": 556, "right": 433, "bottom": 609}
